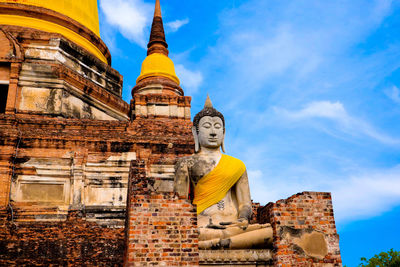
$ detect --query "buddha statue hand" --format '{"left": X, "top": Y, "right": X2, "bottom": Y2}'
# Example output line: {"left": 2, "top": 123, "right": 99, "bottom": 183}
{"left": 220, "top": 218, "right": 248, "bottom": 231}
{"left": 206, "top": 218, "right": 227, "bottom": 230}
{"left": 236, "top": 218, "right": 249, "bottom": 230}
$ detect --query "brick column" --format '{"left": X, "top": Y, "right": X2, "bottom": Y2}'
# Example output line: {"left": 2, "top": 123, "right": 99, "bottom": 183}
{"left": 0, "top": 119, "right": 18, "bottom": 209}
{"left": 0, "top": 142, "right": 14, "bottom": 208}
{"left": 259, "top": 192, "right": 342, "bottom": 266}
{"left": 124, "top": 160, "right": 198, "bottom": 266}
{"left": 5, "top": 63, "right": 21, "bottom": 114}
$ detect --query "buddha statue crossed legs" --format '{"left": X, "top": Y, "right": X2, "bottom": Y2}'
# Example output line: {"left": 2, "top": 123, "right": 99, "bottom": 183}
{"left": 175, "top": 96, "right": 272, "bottom": 249}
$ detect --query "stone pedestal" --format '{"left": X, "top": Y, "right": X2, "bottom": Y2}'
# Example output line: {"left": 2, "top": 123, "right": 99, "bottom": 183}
{"left": 199, "top": 249, "right": 273, "bottom": 266}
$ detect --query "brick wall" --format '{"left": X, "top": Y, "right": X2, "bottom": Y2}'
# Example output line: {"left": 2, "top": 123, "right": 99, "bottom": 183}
{"left": 251, "top": 201, "right": 260, "bottom": 224}
{"left": 0, "top": 113, "right": 194, "bottom": 265}
{"left": 258, "top": 192, "right": 342, "bottom": 266}
{"left": 124, "top": 160, "right": 198, "bottom": 266}
{"left": 0, "top": 211, "right": 125, "bottom": 266}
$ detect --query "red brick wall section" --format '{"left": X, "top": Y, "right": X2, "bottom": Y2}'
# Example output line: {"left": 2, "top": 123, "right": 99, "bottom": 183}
{"left": 251, "top": 201, "right": 260, "bottom": 224}
{"left": 124, "top": 160, "right": 198, "bottom": 266}
{"left": 258, "top": 192, "right": 342, "bottom": 266}
{"left": 0, "top": 212, "right": 125, "bottom": 266}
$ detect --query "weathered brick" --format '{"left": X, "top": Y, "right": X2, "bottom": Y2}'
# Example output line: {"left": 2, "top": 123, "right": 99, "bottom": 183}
{"left": 258, "top": 192, "right": 342, "bottom": 266}
{"left": 124, "top": 160, "right": 198, "bottom": 266}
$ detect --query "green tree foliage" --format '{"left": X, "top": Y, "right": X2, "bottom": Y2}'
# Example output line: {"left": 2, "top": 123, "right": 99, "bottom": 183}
{"left": 358, "top": 249, "right": 400, "bottom": 267}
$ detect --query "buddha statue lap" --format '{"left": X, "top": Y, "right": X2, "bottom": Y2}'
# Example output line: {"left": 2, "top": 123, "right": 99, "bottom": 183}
{"left": 174, "top": 96, "right": 273, "bottom": 249}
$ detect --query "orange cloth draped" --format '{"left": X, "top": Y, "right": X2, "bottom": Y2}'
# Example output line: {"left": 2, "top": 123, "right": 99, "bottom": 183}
{"left": 193, "top": 154, "right": 246, "bottom": 214}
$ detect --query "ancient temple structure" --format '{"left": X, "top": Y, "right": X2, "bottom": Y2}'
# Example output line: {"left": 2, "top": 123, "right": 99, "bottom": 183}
{"left": 0, "top": 0, "right": 342, "bottom": 266}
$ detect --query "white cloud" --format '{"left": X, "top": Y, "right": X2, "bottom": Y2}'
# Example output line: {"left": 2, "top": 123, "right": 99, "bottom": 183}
{"left": 248, "top": 170, "right": 272, "bottom": 202}
{"left": 331, "top": 166, "right": 400, "bottom": 222}
{"left": 175, "top": 64, "right": 203, "bottom": 95}
{"left": 199, "top": 0, "right": 397, "bottom": 111}
{"left": 248, "top": 169, "right": 302, "bottom": 204}
{"left": 278, "top": 101, "right": 348, "bottom": 121}
{"left": 211, "top": 26, "right": 321, "bottom": 88}
{"left": 385, "top": 85, "right": 400, "bottom": 104}
{"left": 99, "top": 21, "right": 118, "bottom": 53}
{"left": 248, "top": 166, "right": 400, "bottom": 223}
{"left": 100, "top": 1, "right": 189, "bottom": 48}
{"left": 100, "top": 0, "right": 153, "bottom": 47}
{"left": 275, "top": 101, "right": 400, "bottom": 145}
{"left": 166, "top": 18, "right": 189, "bottom": 33}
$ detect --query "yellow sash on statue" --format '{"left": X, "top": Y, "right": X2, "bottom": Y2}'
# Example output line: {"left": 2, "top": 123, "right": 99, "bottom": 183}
{"left": 193, "top": 154, "right": 246, "bottom": 214}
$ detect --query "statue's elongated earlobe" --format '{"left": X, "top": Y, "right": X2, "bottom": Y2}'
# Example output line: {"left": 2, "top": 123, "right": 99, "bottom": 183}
{"left": 221, "top": 134, "right": 226, "bottom": 153}
{"left": 192, "top": 126, "right": 199, "bottom": 153}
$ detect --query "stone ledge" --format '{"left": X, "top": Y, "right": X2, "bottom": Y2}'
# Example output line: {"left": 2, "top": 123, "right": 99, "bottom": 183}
{"left": 199, "top": 249, "right": 273, "bottom": 265}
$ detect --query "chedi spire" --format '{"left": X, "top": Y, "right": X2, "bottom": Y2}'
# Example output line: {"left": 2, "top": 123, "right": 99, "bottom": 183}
{"left": 133, "top": 0, "right": 182, "bottom": 96}
{"left": 147, "top": 0, "right": 169, "bottom": 56}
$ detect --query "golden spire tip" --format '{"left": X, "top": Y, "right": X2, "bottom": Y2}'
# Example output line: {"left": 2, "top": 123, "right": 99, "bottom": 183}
{"left": 154, "top": 0, "right": 162, "bottom": 18}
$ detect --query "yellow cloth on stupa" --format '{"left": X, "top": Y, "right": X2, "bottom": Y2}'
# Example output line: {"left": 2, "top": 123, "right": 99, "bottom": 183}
{"left": 193, "top": 154, "right": 246, "bottom": 215}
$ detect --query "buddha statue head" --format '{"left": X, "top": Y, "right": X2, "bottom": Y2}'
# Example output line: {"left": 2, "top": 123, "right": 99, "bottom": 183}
{"left": 192, "top": 95, "right": 225, "bottom": 153}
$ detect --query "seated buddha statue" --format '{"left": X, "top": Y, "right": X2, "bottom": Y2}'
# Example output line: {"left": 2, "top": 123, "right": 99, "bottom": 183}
{"left": 174, "top": 96, "right": 272, "bottom": 249}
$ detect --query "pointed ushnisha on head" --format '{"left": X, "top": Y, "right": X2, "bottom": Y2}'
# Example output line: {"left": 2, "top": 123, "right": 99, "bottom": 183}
{"left": 204, "top": 94, "right": 213, "bottom": 108}
{"left": 193, "top": 95, "right": 225, "bottom": 133}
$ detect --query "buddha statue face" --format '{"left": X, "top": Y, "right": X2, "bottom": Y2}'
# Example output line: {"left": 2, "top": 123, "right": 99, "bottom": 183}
{"left": 197, "top": 116, "right": 224, "bottom": 150}
{"left": 192, "top": 95, "right": 226, "bottom": 153}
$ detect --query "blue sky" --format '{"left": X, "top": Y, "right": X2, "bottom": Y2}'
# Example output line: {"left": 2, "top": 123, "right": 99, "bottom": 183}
{"left": 98, "top": 0, "right": 400, "bottom": 265}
